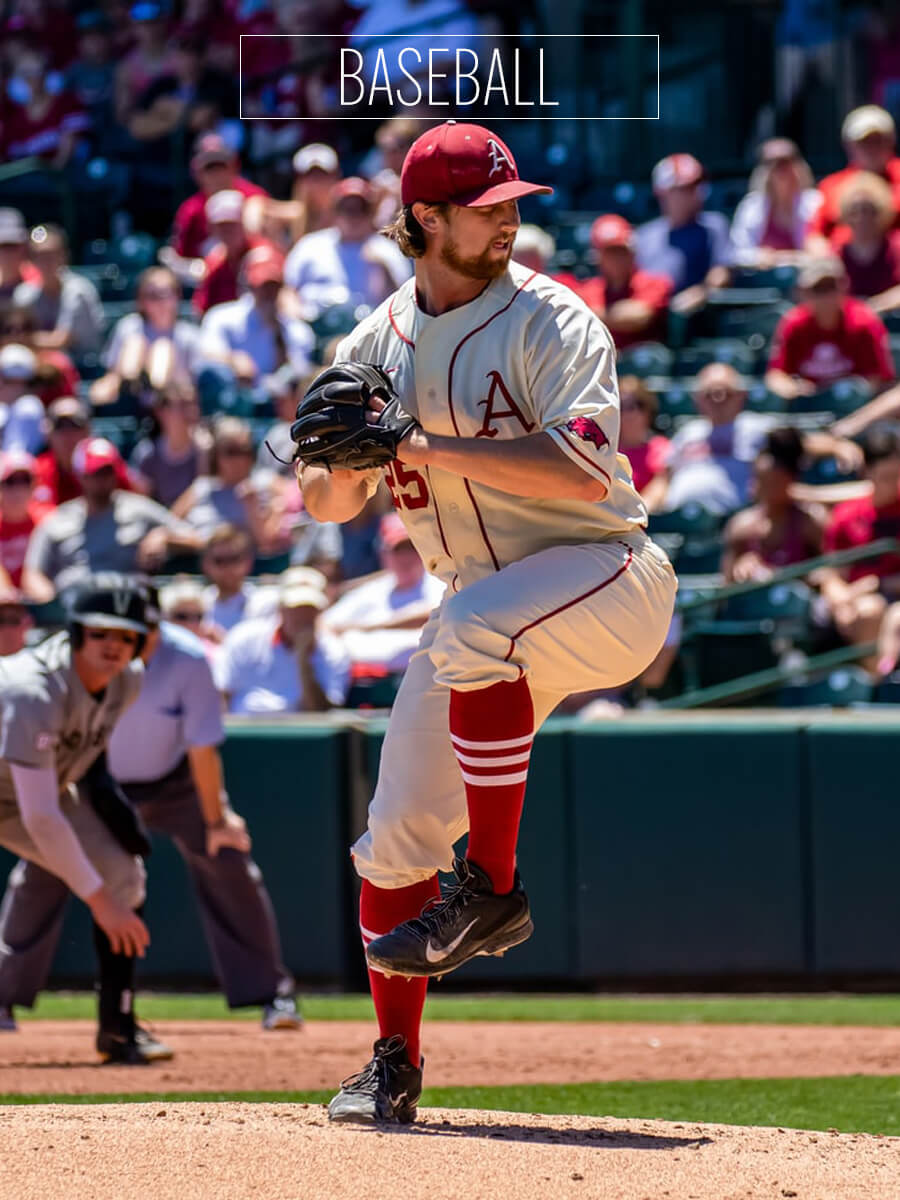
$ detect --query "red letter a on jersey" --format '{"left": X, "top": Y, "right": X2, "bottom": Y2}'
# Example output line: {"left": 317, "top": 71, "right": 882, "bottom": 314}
{"left": 475, "top": 371, "right": 536, "bottom": 438}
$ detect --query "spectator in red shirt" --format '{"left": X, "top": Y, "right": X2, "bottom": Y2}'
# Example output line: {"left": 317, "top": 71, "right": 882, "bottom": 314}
{"left": 617, "top": 376, "right": 670, "bottom": 511}
{"left": 2, "top": 47, "right": 91, "bottom": 166}
{"left": 160, "top": 133, "right": 267, "bottom": 283}
{"left": 192, "top": 190, "right": 270, "bottom": 315}
{"left": 832, "top": 172, "right": 900, "bottom": 313}
{"left": 0, "top": 210, "right": 41, "bottom": 303}
{"left": 0, "top": 450, "right": 54, "bottom": 601}
{"left": 577, "top": 215, "right": 673, "bottom": 349}
{"left": 32, "top": 397, "right": 134, "bottom": 508}
{"left": 765, "top": 256, "right": 895, "bottom": 403}
{"left": 807, "top": 106, "right": 900, "bottom": 246}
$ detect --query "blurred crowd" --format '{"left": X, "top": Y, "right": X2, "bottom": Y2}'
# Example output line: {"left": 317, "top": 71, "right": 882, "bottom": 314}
{"left": 3, "top": 0, "right": 900, "bottom": 708}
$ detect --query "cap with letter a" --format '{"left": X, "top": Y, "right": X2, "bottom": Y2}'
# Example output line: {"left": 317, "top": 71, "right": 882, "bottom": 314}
{"left": 400, "top": 122, "right": 553, "bottom": 208}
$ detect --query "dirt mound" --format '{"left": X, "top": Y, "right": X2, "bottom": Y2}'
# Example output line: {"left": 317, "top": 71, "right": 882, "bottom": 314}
{"left": 2, "top": 1102, "right": 898, "bottom": 1200}
{"left": 3, "top": 1020, "right": 900, "bottom": 1095}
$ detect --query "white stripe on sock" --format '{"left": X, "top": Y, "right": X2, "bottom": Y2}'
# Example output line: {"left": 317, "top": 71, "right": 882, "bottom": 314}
{"left": 450, "top": 733, "right": 534, "bottom": 751}
{"left": 458, "top": 768, "right": 531, "bottom": 786}
{"left": 359, "top": 923, "right": 381, "bottom": 944}
{"left": 453, "top": 749, "right": 532, "bottom": 767}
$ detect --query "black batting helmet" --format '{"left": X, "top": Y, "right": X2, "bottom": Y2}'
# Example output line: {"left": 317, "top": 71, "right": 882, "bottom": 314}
{"left": 67, "top": 573, "right": 150, "bottom": 655}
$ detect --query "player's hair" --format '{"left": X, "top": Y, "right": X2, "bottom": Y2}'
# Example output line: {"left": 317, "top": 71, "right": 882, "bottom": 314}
{"left": 383, "top": 203, "right": 449, "bottom": 258}
{"left": 862, "top": 425, "right": 900, "bottom": 468}
{"left": 203, "top": 522, "right": 253, "bottom": 557}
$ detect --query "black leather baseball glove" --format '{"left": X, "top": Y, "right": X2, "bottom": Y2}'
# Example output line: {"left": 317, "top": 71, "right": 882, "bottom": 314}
{"left": 290, "top": 363, "right": 419, "bottom": 471}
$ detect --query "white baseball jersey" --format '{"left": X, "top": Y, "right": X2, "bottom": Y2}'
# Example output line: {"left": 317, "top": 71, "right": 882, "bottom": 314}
{"left": 334, "top": 261, "right": 647, "bottom": 590}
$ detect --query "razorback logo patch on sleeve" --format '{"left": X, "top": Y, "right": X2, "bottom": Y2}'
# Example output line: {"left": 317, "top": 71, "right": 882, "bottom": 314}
{"left": 566, "top": 416, "right": 609, "bottom": 450}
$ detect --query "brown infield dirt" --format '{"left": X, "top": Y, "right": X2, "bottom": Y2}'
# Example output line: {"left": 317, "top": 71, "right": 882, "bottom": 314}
{"left": 3, "top": 1021, "right": 900, "bottom": 1198}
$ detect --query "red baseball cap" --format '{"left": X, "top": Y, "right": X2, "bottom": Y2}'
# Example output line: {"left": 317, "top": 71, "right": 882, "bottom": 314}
{"left": 590, "top": 214, "right": 635, "bottom": 250}
{"left": 379, "top": 513, "right": 413, "bottom": 550}
{"left": 72, "top": 437, "right": 123, "bottom": 476}
{"left": 401, "top": 122, "right": 553, "bottom": 208}
{"left": 0, "top": 449, "right": 36, "bottom": 481}
{"left": 243, "top": 244, "right": 285, "bottom": 287}
{"left": 651, "top": 153, "right": 704, "bottom": 192}
{"left": 332, "top": 176, "right": 374, "bottom": 206}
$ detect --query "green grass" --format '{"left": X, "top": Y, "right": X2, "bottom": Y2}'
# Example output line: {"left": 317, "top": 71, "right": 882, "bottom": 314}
{"left": 25, "top": 991, "right": 900, "bottom": 1025}
{"left": 4, "top": 1077, "right": 900, "bottom": 1135}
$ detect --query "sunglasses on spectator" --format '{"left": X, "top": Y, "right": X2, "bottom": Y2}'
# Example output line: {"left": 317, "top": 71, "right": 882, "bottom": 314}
{"left": 1, "top": 473, "right": 33, "bottom": 488}
{"left": 807, "top": 279, "right": 839, "bottom": 294}
{"left": 53, "top": 417, "right": 87, "bottom": 431}
{"left": 143, "top": 288, "right": 176, "bottom": 301}
{"left": 620, "top": 397, "right": 648, "bottom": 413}
{"left": 85, "top": 628, "right": 138, "bottom": 645}
{"left": 765, "top": 153, "right": 797, "bottom": 167}
{"left": 696, "top": 386, "right": 741, "bottom": 401}
{"left": 846, "top": 202, "right": 879, "bottom": 216}
{"left": 208, "top": 551, "right": 248, "bottom": 566}
{"left": 0, "top": 612, "right": 26, "bottom": 627}
{"left": 219, "top": 444, "right": 253, "bottom": 456}
{"left": 170, "top": 610, "right": 203, "bottom": 623}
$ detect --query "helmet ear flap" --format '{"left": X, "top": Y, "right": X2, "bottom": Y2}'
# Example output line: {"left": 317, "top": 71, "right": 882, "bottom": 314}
{"left": 69, "top": 622, "right": 84, "bottom": 650}
{"left": 133, "top": 633, "right": 146, "bottom": 659}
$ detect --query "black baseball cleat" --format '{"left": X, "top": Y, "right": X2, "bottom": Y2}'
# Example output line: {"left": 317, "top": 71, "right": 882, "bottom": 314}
{"left": 365, "top": 857, "right": 533, "bottom": 979}
{"left": 327, "top": 1035, "right": 422, "bottom": 1125}
{"left": 97, "top": 1025, "right": 174, "bottom": 1064}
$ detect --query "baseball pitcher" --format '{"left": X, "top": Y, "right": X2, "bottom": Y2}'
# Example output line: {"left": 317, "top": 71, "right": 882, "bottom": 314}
{"left": 293, "top": 122, "right": 677, "bottom": 1124}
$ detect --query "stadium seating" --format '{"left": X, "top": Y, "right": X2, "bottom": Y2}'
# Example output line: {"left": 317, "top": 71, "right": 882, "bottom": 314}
{"left": 777, "top": 668, "right": 873, "bottom": 708}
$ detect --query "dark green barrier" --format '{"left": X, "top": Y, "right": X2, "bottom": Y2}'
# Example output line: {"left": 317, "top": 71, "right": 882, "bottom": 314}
{"left": 360, "top": 720, "right": 575, "bottom": 982}
{"left": 570, "top": 720, "right": 809, "bottom": 980}
{"left": 806, "top": 720, "right": 900, "bottom": 974}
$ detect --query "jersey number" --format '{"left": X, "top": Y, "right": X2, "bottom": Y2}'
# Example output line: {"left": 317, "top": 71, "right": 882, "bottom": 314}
{"left": 385, "top": 460, "right": 429, "bottom": 511}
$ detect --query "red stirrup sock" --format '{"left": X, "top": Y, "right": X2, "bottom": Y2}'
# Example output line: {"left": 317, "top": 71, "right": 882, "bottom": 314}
{"left": 449, "top": 677, "right": 535, "bottom": 894}
{"left": 360, "top": 876, "right": 439, "bottom": 1066}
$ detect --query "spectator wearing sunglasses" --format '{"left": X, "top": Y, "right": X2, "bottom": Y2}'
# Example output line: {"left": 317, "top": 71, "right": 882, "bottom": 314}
{"left": 661, "top": 362, "right": 859, "bottom": 515}
{"left": 765, "top": 257, "right": 895, "bottom": 403}
{"left": 730, "top": 138, "right": 823, "bottom": 268}
{"left": 201, "top": 524, "right": 278, "bottom": 635}
{"left": 160, "top": 133, "right": 267, "bottom": 285}
{"left": 616, "top": 376, "right": 670, "bottom": 512}
{"left": 129, "top": 384, "right": 211, "bottom": 508}
{"left": 32, "top": 398, "right": 133, "bottom": 508}
{"left": 831, "top": 173, "right": 900, "bottom": 311}
{"left": 171, "top": 417, "right": 287, "bottom": 555}
{"left": 0, "top": 451, "right": 54, "bottom": 602}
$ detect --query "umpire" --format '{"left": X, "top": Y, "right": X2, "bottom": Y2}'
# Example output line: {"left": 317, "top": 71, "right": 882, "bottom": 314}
{"left": 0, "top": 573, "right": 171, "bottom": 1063}
{"left": 0, "top": 584, "right": 301, "bottom": 1030}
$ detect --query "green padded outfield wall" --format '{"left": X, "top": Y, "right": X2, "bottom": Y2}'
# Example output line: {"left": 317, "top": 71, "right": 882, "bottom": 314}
{"left": 2, "top": 714, "right": 900, "bottom": 989}
{"left": 569, "top": 720, "right": 810, "bottom": 979}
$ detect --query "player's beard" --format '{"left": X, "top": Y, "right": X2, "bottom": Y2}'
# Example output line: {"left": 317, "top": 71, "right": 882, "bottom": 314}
{"left": 439, "top": 234, "right": 511, "bottom": 281}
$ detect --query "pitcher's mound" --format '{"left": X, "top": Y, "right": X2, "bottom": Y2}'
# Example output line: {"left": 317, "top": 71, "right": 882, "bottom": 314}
{"left": 2, "top": 1103, "right": 899, "bottom": 1200}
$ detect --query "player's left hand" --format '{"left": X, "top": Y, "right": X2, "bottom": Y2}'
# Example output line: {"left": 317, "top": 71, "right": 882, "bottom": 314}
{"left": 206, "top": 808, "right": 252, "bottom": 857}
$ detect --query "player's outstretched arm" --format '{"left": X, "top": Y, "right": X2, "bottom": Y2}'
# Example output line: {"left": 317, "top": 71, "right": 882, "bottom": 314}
{"left": 400, "top": 427, "right": 609, "bottom": 503}
{"left": 298, "top": 462, "right": 381, "bottom": 524}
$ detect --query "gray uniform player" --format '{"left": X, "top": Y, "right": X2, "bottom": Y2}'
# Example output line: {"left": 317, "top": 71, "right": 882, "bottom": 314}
{"left": 0, "top": 589, "right": 301, "bottom": 1031}
{"left": 0, "top": 574, "right": 171, "bottom": 1063}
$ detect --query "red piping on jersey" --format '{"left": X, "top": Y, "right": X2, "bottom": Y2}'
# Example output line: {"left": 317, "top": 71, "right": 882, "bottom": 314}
{"left": 556, "top": 427, "right": 613, "bottom": 486}
{"left": 502, "top": 544, "right": 634, "bottom": 662}
{"left": 388, "top": 296, "right": 415, "bottom": 347}
{"left": 446, "top": 271, "right": 537, "bottom": 573}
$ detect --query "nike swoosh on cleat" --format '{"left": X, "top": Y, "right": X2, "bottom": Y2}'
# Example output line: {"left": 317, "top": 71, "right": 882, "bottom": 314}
{"left": 424, "top": 919, "right": 478, "bottom": 963}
